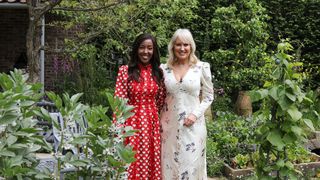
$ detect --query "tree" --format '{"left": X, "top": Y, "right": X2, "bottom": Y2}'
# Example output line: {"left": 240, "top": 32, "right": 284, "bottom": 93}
{"left": 250, "top": 40, "right": 317, "bottom": 179}
{"left": 25, "top": 0, "right": 127, "bottom": 83}
{"left": 260, "top": 0, "right": 320, "bottom": 90}
{"left": 26, "top": 0, "right": 63, "bottom": 83}
{"left": 195, "top": 0, "right": 270, "bottom": 104}
{"left": 47, "top": 0, "right": 198, "bottom": 104}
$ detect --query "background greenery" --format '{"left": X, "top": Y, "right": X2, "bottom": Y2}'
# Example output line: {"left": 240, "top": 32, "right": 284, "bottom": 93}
{"left": 49, "top": 1, "right": 320, "bottom": 176}
{"left": 8, "top": 0, "right": 319, "bottom": 178}
{"left": 48, "top": 0, "right": 319, "bottom": 109}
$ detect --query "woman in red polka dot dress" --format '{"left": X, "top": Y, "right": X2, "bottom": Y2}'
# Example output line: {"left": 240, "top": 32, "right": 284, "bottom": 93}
{"left": 114, "top": 33, "right": 166, "bottom": 180}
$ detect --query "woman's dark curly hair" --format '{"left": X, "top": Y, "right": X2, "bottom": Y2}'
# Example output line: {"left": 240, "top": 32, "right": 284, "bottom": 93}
{"left": 128, "top": 33, "right": 163, "bottom": 85}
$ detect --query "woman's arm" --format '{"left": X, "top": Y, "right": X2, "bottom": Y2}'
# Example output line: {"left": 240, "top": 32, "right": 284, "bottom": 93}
{"left": 191, "top": 62, "right": 214, "bottom": 119}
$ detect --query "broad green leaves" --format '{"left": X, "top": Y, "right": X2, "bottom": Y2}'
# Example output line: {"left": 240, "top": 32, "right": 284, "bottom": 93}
{"left": 0, "top": 70, "right": 51, "bottom": 179}
{"left": 267, "top": 130, "right": 284, "bottom": 150}
{"left": 250, "top": 41, "right": 319, "bottom": 178}
{"left": 1, "top": 70, "right": 136, "bottom": 179}
{"left": 45, "top": 90, "right": 136, "bottom": 179}
{"left": 203, "top": 0, "right": 270, "bottom": 92}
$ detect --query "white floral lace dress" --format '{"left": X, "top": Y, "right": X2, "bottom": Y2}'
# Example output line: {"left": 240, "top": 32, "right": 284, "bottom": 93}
{"left": 160, "top": 61, "right": 214, "bottom": 180}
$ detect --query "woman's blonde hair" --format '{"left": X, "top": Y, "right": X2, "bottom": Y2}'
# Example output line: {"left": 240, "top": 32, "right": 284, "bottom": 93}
{"left": 167, "top": 28, "right": 199, "bottom": 68}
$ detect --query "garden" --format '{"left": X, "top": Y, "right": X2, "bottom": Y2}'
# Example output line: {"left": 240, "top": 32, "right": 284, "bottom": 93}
{"left": 1, "top": 0, "right": 320, "bottom": 179}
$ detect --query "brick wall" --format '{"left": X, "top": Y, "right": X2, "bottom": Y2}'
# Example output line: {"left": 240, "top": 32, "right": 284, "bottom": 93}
{"left": 0, "top": 10, "right": 83, "bottom": 91}
{"left": 0, "top": 9, "right": 28, "bottom": 73}
{"left": 44, "top": 14, "right": 84, "bottom": 91}
{"left": 45, "top": 14, "right": 79, "bottom": 90}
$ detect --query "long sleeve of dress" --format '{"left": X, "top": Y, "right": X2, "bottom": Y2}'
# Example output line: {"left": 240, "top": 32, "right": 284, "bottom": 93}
{"left": 113, "top": 65, "right": 129, "bottom": 124}
{"left": 114, "top": 65, "right": 129, "bottom": 99}
{"left": 156, "top": 75, "right": 166, "bottom": 113}
{"left": 191, "top": 62, "right": 214, "bottom": 119}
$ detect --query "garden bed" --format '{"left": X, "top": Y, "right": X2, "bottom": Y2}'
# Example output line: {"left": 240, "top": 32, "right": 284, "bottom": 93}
{"left": 223, "top": 162, "right": 254, "bottom": 180}
{"left": 223, "top": 153, "right": 320, "bottom": 179}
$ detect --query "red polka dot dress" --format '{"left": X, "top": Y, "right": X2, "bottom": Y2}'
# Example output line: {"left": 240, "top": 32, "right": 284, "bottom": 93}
{"left": 114, "top": 64, "right": 166, "bottom": 180}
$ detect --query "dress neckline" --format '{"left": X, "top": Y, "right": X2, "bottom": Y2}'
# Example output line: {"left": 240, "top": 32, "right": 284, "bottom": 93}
{"left": 171, "top": 65, "right": 192, "bottom": 83}
{"left": 138, "top": 63, "right": 152, "bottom": 70}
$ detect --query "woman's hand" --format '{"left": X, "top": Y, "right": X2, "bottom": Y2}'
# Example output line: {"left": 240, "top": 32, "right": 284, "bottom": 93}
{"left": 183, "top": 114, "right": 197, "bottom": 127}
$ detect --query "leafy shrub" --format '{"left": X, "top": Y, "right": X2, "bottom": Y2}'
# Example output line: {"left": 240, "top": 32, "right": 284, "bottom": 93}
{"left": 206, "top": 111, "right": 260, "bottom": 176}
{"left": 0, "top": 70, "right": 135, "bottom": 179}
{"left": 250, "top": 40, "right": 318, "bottom": 179}
{"left": 41, "top": 91, "right": 136, "bottom": 179}
{"left": 0, "top": 69, "right": 51, "bottom": 179}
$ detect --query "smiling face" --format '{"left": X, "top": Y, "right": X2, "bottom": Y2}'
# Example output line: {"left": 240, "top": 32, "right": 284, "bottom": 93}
{"left": 138, "top": 39, "right": 154, "bottom": 65}
{"left": 173, "top": 37, "right": 191, "bottom": 62}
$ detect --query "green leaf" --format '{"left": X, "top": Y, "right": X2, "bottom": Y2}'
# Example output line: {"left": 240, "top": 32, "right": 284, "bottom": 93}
{"left": 117, "top": 144, "right": 136, "bottom": 163}
{"left": 70, "top": 93, "right": 83, "bottom": 103}
{"left": 291, "top": 126, "right": 302, "bottom": 136}
{"left": 71, "top": 137, "right": 88, "bottom": 145}
{"left": 14, "top": 131, "right": 31, "bottom": 137}
{"left": 107, "top": 156, "right": 124, "bottom": 167}
{"left": 39, "top": 107, "right": 52, "bottom": 122}
{"left": 276, "top": 159, "right": 285, "bottom": 167}
{"left": 20, "top": 100, "right": 34, "bottom": 107}
{"left": 0, "top": 114, "right": 17, "bottom": 125}
{"left": 272, "top": 67, "right": 281, "bottom": 79}
{"left": 284, "top": 79, "right": 294, "bottom": 89}
{"left": 303, "top": 119, "right": 315, "bottom": 131}
{"left": 9, "top": 143, "right": 29, "bottom": 149}
{"left": 106, "top": 93, "right": 116, "bottom": 112}
{"left": 285, "top": 92, "right": 296, "bottom": 102}
{"left": 7, "top": 134, "right": 18, "bottom": 146}
{"left": 70, "top": 160, "right": 87, "bottom": 167}
{"left": 278, "top": 96, "right": 292, "bottom": 111}
{"left": 35, "top": 173, "right": 51, "bottom": 179}
{"left": 285, "top": 161, "right": 294, "bottom": 169}
{"left": 267, "top": 130, "right": 285, "bottom": 150}
{"left": 287, "top": 106, "right": 302, "bottom": 121}
{"left": 22, "top": 128, "right": 40, "bottom": 134}
{"left": 0, "top": 149, "right": 15, "bottom": 157}
{"left": 122, "top": 111, "right": 135, "bottom": 120}
{"left": 9, "top": 155, "right": 23, "bottom": 167}
{"left": 282, "top": 133, "right": 296, "bottom": 144}
{"left": 249, "top": 89, "right": 268, "bottom": 102}
{"left": 123, "top": 128, "right": 138, "bottom": 138}
{"left": 269, "top": 87, "right": 279, "bottom": 101}
{"left": 28, "top": 144, "right": 41, "bottom": 152}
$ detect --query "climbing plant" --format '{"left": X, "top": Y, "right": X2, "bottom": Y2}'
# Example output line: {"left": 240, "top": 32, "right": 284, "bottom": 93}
{"left": 250, "top": 40, "right": 317, "bottom": 179}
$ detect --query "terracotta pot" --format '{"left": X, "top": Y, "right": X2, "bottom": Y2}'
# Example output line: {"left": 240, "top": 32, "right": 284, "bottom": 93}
{"left": 235, "top": 91, "right": 252, "bottom": 117}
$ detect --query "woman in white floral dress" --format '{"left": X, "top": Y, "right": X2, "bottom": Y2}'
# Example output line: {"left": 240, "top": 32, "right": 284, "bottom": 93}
{"left": 160, "top": 29, "right": 214, "bottom": 180}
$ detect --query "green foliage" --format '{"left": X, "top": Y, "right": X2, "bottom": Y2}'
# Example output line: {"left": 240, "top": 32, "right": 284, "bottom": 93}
{"left": 0, "top": 69, "right": 51, "bottom": 179}
{"left": 211, "top": 91, "right": 233, "bottom": 113}
{"left": 233, "top": 153, "right": 251, "bottom": 169}
{"left": 52, "top": 0, "right": 198, "bottom": 57}
{"left": 206, "top": 139, "right": 225, "bottom": 177}
{"left": 260, "top": 0, "right": 320, "bottom": 89}
{"left": 206, "top": 111, "right": 260, "bottom": 176}
{"left": 200, "top": 0, "right": 270, "bottom": 93}
{"left": 249, "top": 41, "right": 319, "bottom": 179}
{"left": 0, "top": 70, "right": 136, "bottom": 179}
{"left": 45, "top": 91, "right": 136, "bottom": 179}
{"left": 50, "top": 0, "right": 199, "bottom": 105}
{"left": 303, "top": 89, "right": 320, "bottom": 130}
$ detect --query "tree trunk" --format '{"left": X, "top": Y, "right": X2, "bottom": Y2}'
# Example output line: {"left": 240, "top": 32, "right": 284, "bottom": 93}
{"left": 26, "top": 2, "right": 40, "bottom": 83}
